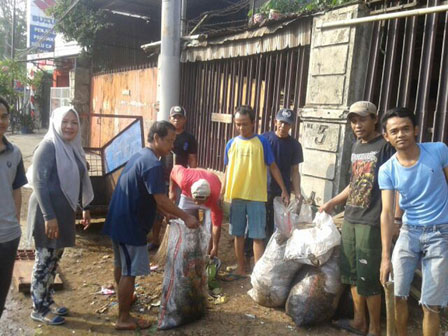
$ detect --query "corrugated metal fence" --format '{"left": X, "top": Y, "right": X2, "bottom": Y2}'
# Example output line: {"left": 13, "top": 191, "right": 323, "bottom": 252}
{"left": 180, "top": 46, "right": 310, "bottom": 171}
{"left": 363, "top": 1, "right": 448, "bottom": 143}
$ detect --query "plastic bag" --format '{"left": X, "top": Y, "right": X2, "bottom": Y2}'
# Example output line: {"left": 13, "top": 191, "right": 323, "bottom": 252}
{"left": 285, "top": 248, "right": 343, "bottom": 327}
{"left": 273, "top": 197, "right": 313, "bottom": 242}
{"left": 248, "top": 231, "right": 302, "bottom": 307}
{"left": 158, "top": 212, "right": 211, "bottom": 330}
{"left": 284, "top": 211, "right": 341, "bottom": 266}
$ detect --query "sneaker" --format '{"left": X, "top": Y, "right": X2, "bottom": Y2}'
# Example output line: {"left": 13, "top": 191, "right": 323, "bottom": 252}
{"left": 50, "top": 303, "right": 68, "bottom": 316}
{"left": 30, "top": 310, "right": 65, "bottom": 325}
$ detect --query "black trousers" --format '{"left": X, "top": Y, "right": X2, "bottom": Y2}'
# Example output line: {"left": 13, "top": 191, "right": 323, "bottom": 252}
{"left": 0, "top": 236, "right": 20, "bottom": 318}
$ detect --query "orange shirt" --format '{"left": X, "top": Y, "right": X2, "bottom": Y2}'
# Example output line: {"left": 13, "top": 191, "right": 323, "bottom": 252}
{"left": 170, "top": 165, "right": 222, "bottom": 227}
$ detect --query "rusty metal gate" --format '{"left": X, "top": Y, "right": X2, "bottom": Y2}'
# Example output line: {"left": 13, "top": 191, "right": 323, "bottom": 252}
{"left": 180, "top": 46, "right": 310, "bottom": 171}
{"left": 363, "top": 1, "right": 448, "bottom": 143}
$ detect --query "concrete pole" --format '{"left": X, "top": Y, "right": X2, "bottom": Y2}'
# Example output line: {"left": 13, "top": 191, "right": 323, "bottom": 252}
{"left": 181, "top": 0, "right": 187, "bottom": 36}
{"left": 158, "top": 0, "right": 181, "bottom": 121}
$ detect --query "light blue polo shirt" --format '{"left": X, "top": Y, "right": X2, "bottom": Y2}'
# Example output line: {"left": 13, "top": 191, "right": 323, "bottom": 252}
{"left": 378, "top": 142, "right": 448, "bottom": 226}
{"left": 0, "top": 137, "right": 27, "bottom": 243}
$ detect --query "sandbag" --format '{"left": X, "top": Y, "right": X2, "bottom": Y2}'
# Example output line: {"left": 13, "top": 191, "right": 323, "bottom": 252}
{"left": 284, "top": 211, "right": 341, "bottom": 266}
{"left": 285, "top": 249, "right": 343, "bottom": 327}
{"left": 248, "top": 231, "right": 302, "bottom": 307}
{"left": 273, "top": 196, "right": 312, "bottom": 242}
{"left": 158, "top": 213, "right": 211, "bottom": 330}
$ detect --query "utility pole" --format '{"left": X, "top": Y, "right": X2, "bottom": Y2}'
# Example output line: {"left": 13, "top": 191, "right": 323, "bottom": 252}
{"left": 11, "top": 0, "right": 16, "bottom": 59}
{"left": 158, "top": 0, "right": 181, "bottom": 121}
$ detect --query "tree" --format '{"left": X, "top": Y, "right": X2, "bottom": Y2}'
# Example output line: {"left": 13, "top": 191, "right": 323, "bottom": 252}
{"left": 48, "top": 0, "right": 111, "bottom": 53}
{"left": 0, "top": 0, "right": 27, "bottom": 58}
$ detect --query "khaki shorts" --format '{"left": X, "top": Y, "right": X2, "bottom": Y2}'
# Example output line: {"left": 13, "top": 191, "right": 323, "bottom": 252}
{"left": 340, "top": 220, "right": 382, "bottom": 297}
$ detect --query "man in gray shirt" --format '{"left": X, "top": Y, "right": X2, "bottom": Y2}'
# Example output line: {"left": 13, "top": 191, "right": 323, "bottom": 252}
{"left": 0, "top": 97, "right": 27, "bottom": 318}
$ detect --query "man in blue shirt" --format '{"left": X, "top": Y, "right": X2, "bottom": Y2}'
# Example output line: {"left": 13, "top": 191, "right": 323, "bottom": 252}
{"left": 379, "top": 107, "right": 448, "bottom": 336}
{"left": 263, "top": 108, "right": 303, "bottom": 240}
{"left": 104, "top": 121, "right": 199, "bottom": 331}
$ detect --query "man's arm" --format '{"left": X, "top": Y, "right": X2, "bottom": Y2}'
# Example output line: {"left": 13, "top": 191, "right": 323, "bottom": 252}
{"left": 290, "top": 164, "right": 301, "bottom": 199}
{"left": 169, "top": 176, "right": 179, "bottom": 203}
{"left": 319, "top": 185, "right": 350, "bottom": 213}
{"left": 220, "top": 165, "right": 228, "bottom": 199}
{"left": 188, "top": 154, "right": 197, "bottom": 168}
{"left": 380, "top": 189, "right": 396, "bottom": 285}
{"left": 13, "top": 188, "right": 22, "bottom": 222}
{"left": 154, "top": 194, "right": 199, "bottom": 228}
{"left": 269, "top": 162, "right": 289, "bottom": 204}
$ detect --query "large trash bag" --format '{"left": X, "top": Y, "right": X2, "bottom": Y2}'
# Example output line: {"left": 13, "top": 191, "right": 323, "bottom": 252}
{"left": 284, "top": 211, "right": 341, "bottom": 266}
{"left": 158, "top": 212, "right": 211, "bottom": 330}
{"left": 248, "top": 231, "right": 302, "bottom": 307}
{"left": 285, "top": 248, "right": 343, "bottom": 327}
{"left": 273, "top": 196, "right": 313, "bottom": 242}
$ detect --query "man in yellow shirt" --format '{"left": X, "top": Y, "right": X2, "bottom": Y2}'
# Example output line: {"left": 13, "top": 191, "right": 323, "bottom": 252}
{"left": 221, "top": 106, "right": 289, "bottom": 278}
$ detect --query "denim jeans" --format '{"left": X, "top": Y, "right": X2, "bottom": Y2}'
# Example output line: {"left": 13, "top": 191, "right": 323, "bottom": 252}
{"left": 392, "top": 224, "right": 448, "bottom": 306}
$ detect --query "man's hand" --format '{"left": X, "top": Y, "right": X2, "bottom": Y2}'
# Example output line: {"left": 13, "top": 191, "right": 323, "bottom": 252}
{"left": 81, "top": 210, "right": 91, "bottom": 230}
{"left": 319, "top": 200, "right": 335, "bottom": 214}
{"left": 45, "top": 219, "right": 59, "bottom": 239}
{"left": 184, "top": 214, "right": 200, "bottom": 229}
{"left": 209, "top": 246, "right": 218, "bottom": 258}
{"left": 281, "top": 189, "right": 290, "bottom": 205}
{"left": 380, "top": 257, "right": 393, "bottom": 286}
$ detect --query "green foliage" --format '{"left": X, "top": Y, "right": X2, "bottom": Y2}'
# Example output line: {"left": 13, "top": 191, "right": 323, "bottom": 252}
{"left": 255, "top": 0, "right": 355, "bottom": 16}
{"left": 0, "top": 58, "right": 28, "bottom": 100}
{"left": 48, "top": 0, "right": 112, "bottom": 52}
{"left": 0, "top": 0, "right": 27, "bottom": 58}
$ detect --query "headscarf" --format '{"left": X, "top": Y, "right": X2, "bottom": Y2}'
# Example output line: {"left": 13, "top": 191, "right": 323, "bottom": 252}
{"left": 42, "top": 106, "right": 94, "bottom": 211}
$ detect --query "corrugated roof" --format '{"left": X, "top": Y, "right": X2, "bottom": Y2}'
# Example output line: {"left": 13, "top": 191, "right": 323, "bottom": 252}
{"left": 181, "top": 17, "right": 312, "bottom": 62}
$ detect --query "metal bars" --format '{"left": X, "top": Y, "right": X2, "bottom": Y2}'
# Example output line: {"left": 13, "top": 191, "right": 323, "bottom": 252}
{"left": 180, "top": 47, "right": 310, "bottom": 171}
{"left": 363, "top": 5, "right": 448, "bottom": 143}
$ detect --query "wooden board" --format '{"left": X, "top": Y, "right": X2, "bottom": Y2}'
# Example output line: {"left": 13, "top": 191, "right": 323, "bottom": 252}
{"left": 211, "top": 113, "right": 232, "bottom": 124}
{"left": 13, "top": 250, "right": 63, "bottom": 293}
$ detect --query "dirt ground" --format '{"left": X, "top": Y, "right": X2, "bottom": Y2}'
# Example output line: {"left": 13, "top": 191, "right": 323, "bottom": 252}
{"left": 0, "top": 131, "right": 440, "bottom": 336}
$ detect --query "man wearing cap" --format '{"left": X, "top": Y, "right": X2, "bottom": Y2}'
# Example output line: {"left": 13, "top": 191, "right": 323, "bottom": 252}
{"left": 170, "top": 165, "right": 222, "bottom": 258}
{"left": 169, "top": 106, "right": 197, "bottom": 169}
{"left": 149, "top": 106, "right": 199, "bottom": 250}
{"left": 320, "top": 101, "right": 395, "bottom": 336}
{"left": 262, "top": 108, "right": 303, "bottom": 241}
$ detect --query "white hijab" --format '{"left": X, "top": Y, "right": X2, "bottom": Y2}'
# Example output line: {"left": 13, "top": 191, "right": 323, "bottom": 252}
{"left": 43, "top": 106, "right": 94, "bottom": 211}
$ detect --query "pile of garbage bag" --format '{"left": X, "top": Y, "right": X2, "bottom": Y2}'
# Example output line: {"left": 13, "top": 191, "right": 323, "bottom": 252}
{"left": 249, "top": 197, "right": 343, "bottom": 327}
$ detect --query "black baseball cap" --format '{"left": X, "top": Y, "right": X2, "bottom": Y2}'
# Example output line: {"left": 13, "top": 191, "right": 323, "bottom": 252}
{"left": 276, "top": 108, "right": 295, "bottom": 124}
{"left": 170, "top": 106, "right": 186, "bottom": 117}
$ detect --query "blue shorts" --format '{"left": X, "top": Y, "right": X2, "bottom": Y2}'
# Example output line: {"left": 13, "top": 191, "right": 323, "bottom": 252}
{"left": 229, "top": 199, "right": 266, "bottom": 239}
{"left": 392, "top": 224, "right": 448, "bottom": 307}
{"left": 112, "top": 241, "right": 150, "bottom": 277}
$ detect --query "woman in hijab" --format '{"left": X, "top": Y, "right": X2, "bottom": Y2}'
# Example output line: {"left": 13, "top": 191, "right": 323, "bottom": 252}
{"left": 27, "top": 106, "right": 93, "bottom": 325}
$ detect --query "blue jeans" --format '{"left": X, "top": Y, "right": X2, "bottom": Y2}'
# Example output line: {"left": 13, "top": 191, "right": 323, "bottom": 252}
{"left": 392, "top": 224, "right": 448, "bottom": 306}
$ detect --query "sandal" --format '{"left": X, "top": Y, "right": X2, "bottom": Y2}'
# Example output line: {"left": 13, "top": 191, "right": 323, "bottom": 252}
{"left": 50, "top": 303, "right": 68, "bottom": 316}
{"left": 332, "top": 319, "right": 365, "bottom": 335}
{"left": 220, "top": 272, "right": 249, "bottom": 282}
{"left": 31, "top": 310, "right": 65, "bottom": 325}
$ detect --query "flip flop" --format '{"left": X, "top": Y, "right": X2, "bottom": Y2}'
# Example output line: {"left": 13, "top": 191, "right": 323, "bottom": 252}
{"left": 332, "top": 319, "right": 365, "bottom": 335}
{"left": 220, "top": 272, "right": 249, "bottom": 282}
{"left": 115, "top": 318, "right": 151, "bottom": 330}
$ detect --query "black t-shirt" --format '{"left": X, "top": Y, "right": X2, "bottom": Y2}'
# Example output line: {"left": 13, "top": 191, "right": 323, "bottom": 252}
{"left": 344, "top": 135, "right": 395, "bottom": 226}
{"left": 262, "top": 131, "right": 303, "bottom": 196}
{"left": 173, "top": 131, "right": 197, "bottom": 168}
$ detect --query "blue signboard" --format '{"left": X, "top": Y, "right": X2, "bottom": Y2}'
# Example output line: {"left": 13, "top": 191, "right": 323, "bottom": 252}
{"left": 104, "top": 120, "right": 144, "bottom": 174}
{"left": 30, "top": 25, "right": 55, "bottom": 52}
